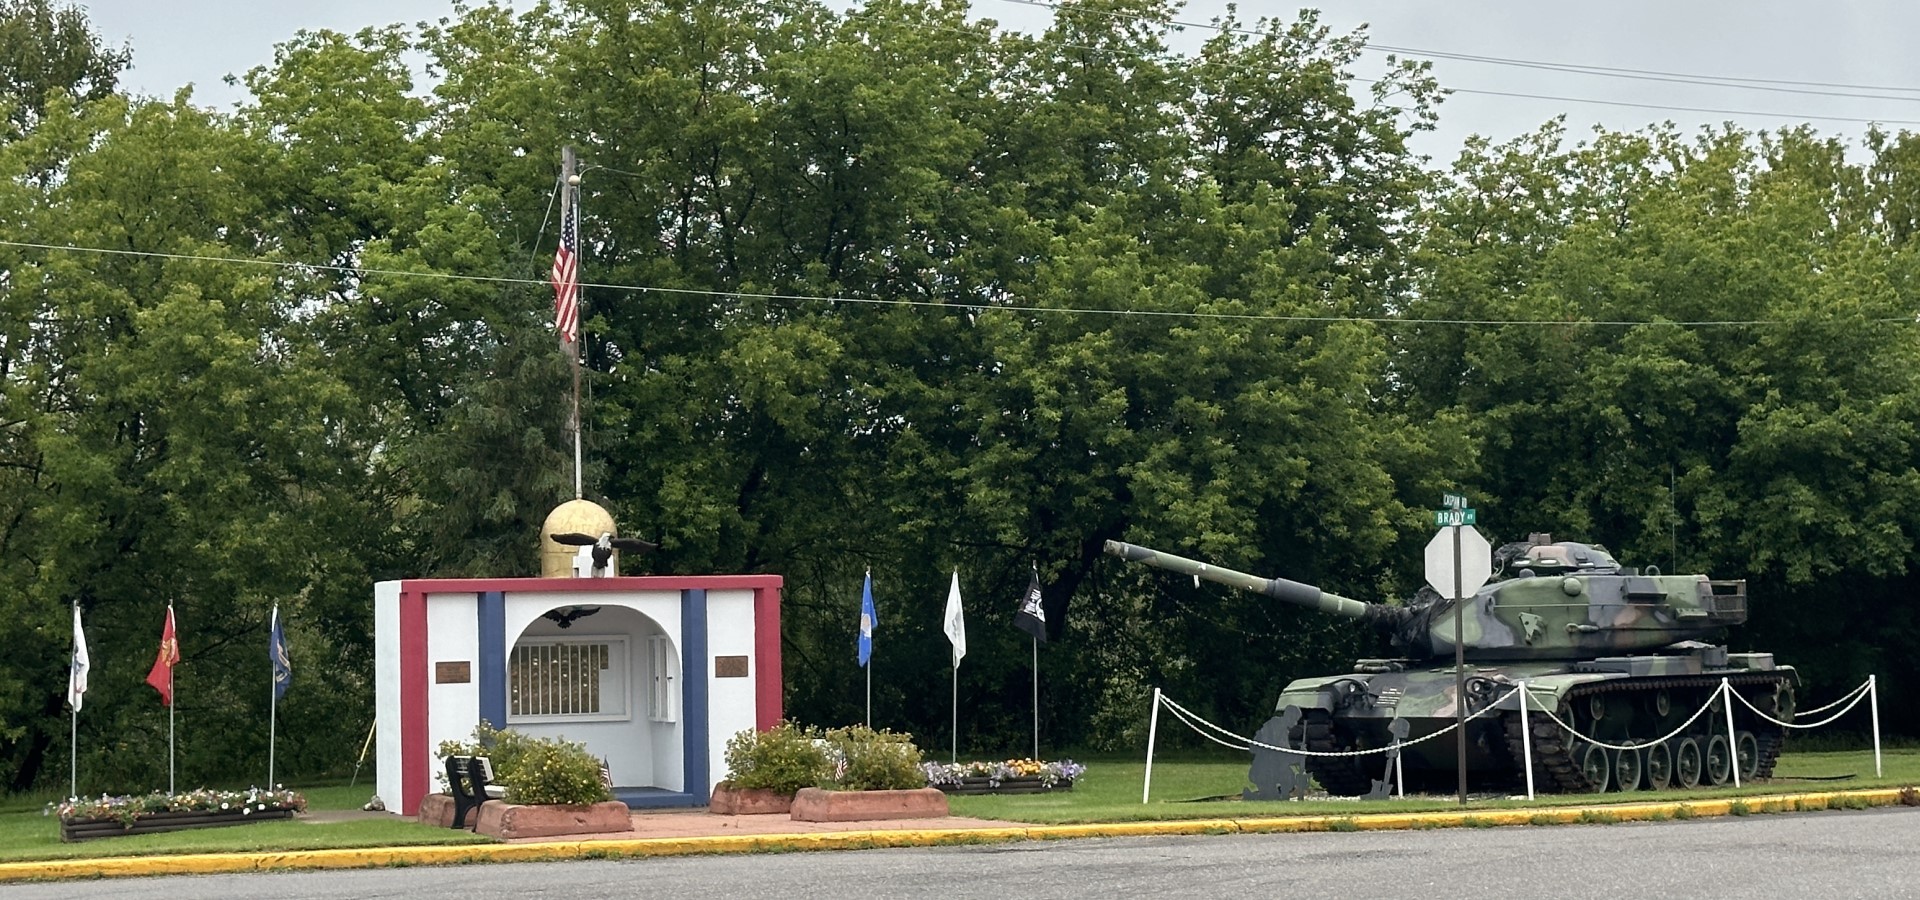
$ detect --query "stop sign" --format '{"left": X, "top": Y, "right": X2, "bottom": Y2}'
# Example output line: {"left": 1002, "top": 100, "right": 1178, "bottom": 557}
{"left": 1425, "top": 525, "right": 1492, "bottom": 599}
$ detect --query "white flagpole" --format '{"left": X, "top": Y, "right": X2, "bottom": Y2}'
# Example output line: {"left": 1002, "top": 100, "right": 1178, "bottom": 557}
{"left": 942, "top": 569, "right": 966, "bottom": 763}
{"left": 70, "top": 602, "right": 79, "bottom": 800}
{"left": 269, "top": 605, "right": 279, "bottom": 789}
{"left": 1031, "top": 635, "right": 1039, "bottom": 760}
{"left": 169, "top": 604, "right": 176, "bottom": 797}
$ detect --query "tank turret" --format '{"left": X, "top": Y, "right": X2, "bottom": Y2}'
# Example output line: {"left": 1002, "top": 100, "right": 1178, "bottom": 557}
{"left": 1104, "top": 535, "right": 1749, "bottom": 662}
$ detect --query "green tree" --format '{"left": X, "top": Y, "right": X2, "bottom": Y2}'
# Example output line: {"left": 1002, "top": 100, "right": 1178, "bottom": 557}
{"left": 0, "top": 0, "right": 128, "bottom": 140}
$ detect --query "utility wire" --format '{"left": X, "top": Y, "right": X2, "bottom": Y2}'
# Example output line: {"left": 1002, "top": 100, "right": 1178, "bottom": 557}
{"left": 1348, "top": 79, "right": 1920, "bottom": 127}
{"left": 993, "top": 0, "right": 1920, "bottom": 97}
{"left": 992, "top": 0, "right": 1920, "bottom": 124}
{"left": 2, "top": 238, "right": 1911, "bottom": 330}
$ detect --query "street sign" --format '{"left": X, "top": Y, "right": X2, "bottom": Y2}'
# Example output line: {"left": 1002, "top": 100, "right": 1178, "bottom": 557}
{"left": 1424, "top": 525, "right": 1492, "bottom": 598}
{"left": 1432, "top": 508, "right": 1477, "bottom": 527}
{"left": 1442, "top": 492, "right": 1469, "bottom": 510}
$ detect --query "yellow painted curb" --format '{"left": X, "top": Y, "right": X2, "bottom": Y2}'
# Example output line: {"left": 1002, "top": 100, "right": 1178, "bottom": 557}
{"left": 1026, "top": 819, "right": 1242, "bottom": 840}
{"left": 1, "top": 787, "right": 1909, "bottom": 884}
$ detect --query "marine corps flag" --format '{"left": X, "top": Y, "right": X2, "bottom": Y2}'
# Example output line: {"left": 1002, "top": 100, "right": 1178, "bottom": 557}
{"left": 1014, "top": 571, "right": 1047, "bottom": 643}
{"left": 145, "top": 605, "right": 180, "bottom": 706}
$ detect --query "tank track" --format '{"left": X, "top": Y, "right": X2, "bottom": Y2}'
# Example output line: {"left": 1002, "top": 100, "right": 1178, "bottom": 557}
{"left": 1298, "top": 709, "right": 1378, "bottom": 796}
{"left": 1504, "top": 672, "right": 1793, "bottom": 793}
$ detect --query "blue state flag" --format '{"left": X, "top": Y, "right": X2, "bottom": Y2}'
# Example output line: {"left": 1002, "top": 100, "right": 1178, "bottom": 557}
{"left": 857, "top": 572, "right": 876, "bottom": 668}
{"left": 270, "top": 606, "right": 292, "bottom": 701}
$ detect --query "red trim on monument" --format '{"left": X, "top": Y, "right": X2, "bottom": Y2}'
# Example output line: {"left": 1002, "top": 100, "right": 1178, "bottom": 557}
{"left": 398, "top": 575, "right": 782, "bottom": 594}
{"left": 753, "top": 585, "right": 783, "bottom": 730}
{"left": 399, "top": 587, "right": 429, "bottom": 816}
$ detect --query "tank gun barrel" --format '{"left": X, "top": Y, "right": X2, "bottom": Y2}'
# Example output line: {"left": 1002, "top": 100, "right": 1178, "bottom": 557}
{"left": 1104, "top": 540, "right": 1377, "bottom": 620}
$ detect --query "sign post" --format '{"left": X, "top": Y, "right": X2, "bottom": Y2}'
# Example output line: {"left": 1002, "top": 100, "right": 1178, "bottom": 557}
{"left": 1425, "top": 493, "right": 1491, "bottom": 805}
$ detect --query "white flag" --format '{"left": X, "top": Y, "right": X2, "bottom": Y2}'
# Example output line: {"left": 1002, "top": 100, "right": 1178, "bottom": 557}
{"left": 68, "top": 604, "right": 89, "bottom": 712}
{"left": 943, "top": 570, "right": 966, "bottom": 668}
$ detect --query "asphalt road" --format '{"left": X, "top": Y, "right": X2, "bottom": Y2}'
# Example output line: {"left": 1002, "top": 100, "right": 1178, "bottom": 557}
{"left": 18, "top": 807, "right": 1920, "bottom": 899}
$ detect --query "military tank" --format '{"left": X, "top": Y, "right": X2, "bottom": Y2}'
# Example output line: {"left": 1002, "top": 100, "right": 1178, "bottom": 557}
{"left": 1106, "top": 534, "right": 1797, "bottom": 794}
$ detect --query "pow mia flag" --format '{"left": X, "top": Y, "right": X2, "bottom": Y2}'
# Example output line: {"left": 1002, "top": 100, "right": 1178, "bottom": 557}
{"left": 1014, "top": 571, "right": 1047, "bottom": 643}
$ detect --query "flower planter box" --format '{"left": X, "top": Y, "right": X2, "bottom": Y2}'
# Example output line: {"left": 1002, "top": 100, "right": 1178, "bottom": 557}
{"left": 708, "top": 782, "right": 794, "bottom": 815}
{"left": 473, "top": 800, "right": 632, "bottom": 840}
{"left": 60, "top": 807, "right": 296, "bottom": 842}
{"left": 416, "top": 793, "right": 467, "bottom": 828}
{"left": 788, "top": 787, "right": 948, "bottom": 823}
{"left": 934, "top": 776, "right": 1074, "bottom": 796}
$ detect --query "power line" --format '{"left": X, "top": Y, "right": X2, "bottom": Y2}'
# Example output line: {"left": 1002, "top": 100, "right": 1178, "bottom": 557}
{"left": 1366, "top": 43, "right": 1920, "bottom": 98}
{"left": 1, "top": 238, "right": 1909, "bottom": 330}
{"left": 990, "top": 0, "right": 1920, "bottom": 124}
{"left": 1351, "top": 79, "right": 1920, "bottom": 127}
{"left": 992, "top": 0, "right": 1920, "bottom": 96}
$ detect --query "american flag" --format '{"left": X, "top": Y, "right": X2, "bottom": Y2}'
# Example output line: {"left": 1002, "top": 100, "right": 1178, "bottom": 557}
{"left": 551, "top": 188, "right": 580, "bottom": 348}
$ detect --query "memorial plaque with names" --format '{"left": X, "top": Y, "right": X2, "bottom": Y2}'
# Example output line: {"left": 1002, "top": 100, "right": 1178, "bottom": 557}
{"left": 434, "top": 661, "right": 472, "bottom": 684}
{"left": 714, "top": 656, "right": 750, "bottom": 678}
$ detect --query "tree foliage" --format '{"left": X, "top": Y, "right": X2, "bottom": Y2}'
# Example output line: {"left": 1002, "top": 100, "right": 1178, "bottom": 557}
{"left": 2, "top": 0, "right": 1918, "bottom": 791}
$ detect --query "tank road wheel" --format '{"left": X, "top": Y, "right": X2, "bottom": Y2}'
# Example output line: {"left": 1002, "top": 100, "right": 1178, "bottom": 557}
{"left": 1612, "top": 744, "right": 1644, "bottom": 792}
{"left": 1735, "top": 730, "right": 1760, "bottom": 781}
{"left": 1674, "top": 737, "right": 1703, "bottom": 789}
{"left": 1643, "top": 741, "right": 1674, "bottom": 790}
{"left": 1577, "top": 743, "right": 1611, "bottom": 793}
{"left": 1704, "top": 734, "right": 1732, "bottom": 786}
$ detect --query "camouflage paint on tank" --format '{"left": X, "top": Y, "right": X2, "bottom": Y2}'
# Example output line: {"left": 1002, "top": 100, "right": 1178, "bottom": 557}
{"left": 1106, "top": 535, "right": 1799, "bottom": 788}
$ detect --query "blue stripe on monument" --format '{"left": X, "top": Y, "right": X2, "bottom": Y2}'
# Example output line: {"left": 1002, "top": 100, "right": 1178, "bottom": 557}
{"left": 477, "top": 591, "right": 507, "bottom": 730}
{"left": 681, "top": 588, "right": 709, "bottom": 803}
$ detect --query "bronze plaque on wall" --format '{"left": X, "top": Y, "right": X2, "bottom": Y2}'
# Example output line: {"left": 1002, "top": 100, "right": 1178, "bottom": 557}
{"left": 714, "top": 656, "right": 750, "bottom": 678}
{"left": 435, "top": 661, "right": 472, "bottom": 684}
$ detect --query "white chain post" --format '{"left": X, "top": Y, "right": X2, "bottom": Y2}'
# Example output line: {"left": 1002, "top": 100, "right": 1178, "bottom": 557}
{"left": 1519, "top": 680, "right": 1535, "bottom": 801}
{"left": 1395, "top": 746, "right": 1404, "bottom": 799}
{"left": 1871, "top": 675, "right": 1883, "bottom": 779}
{"left": 1143, "top": 687, "right": 1162, "bottom": 805}
{"left": 1722, "top": 679, "right": 1740, "bottom": 788}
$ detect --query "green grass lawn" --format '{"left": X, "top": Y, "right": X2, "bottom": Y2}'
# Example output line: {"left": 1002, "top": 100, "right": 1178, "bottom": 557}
{"left": 944, "top": 746, "right": 1917, "bottom": 824}
{"left": 0, "top": 748, "right": 1909, "bottom": 864}
{"left": 0, "top": 783, "right": 492, "bottom": 863}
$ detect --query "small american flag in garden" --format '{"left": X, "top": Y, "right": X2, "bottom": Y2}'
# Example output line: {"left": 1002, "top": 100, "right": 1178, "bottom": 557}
{"left": 551, "top": 190, "right": 580, "bottom": 349}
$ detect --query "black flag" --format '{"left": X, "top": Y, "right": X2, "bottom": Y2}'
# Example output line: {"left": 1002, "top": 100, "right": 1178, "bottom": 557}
{"left": 1014, "top": 571, "right": 1047, "bottom": 642}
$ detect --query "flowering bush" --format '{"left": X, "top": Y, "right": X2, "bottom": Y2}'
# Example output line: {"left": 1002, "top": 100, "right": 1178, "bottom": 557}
{"left": 723, "top": 721, "right": 830, "bottom": 794}
{"left": 50, "top": 787, "right": 306, "bottom": 826}
{"left": 437, "top": 722, "right": 612, "bottom": 806}
{"left": 920, "top": 759, "right": 1086, "bottom": 788}
{"left": 821, "top": 726, "right": 926, "bottom": 791}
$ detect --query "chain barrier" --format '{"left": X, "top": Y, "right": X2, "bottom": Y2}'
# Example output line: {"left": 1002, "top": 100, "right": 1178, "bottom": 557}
{"left": 1523, "top": 683, "right": 1726, "bottom": 753}
{"left": 1790, "top": 678, "right": 1873, "bottom": 719}
{"left": 1156, "top": 687, "right": 1522, "bottom": 758}
{"left": 1728, "top": 679, "right": 1874, "bottom": 730}
{"left": 1155, "top": 701, "right": 1249, "bottom": 753}
{"left": 1157, "top": 676, "right": 1877, "bottom": 759}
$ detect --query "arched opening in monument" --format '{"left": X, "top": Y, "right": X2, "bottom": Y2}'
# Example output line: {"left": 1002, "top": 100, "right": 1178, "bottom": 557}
{"left": 505, "top": 601, "right": 688, "bottom": 803}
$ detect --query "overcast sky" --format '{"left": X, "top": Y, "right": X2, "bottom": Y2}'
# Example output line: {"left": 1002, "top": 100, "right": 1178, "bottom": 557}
{"left": 79, "top": 0, "right": 1920, "bottom": 166}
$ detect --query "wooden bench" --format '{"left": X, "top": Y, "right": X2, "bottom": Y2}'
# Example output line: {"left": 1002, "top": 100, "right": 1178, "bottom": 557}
{"left": 445, "top": 755, "right": 506, "bottom": 829}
